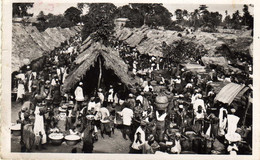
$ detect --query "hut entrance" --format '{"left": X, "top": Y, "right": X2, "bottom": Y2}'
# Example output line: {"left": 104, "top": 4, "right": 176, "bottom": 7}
{"left": 80, "top": 55, "right": 129, "bottom": 97}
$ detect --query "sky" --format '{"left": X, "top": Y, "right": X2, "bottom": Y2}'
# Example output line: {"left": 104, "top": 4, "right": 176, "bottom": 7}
{"left": 28, "top": 2, "right": 254, "bottom": 19}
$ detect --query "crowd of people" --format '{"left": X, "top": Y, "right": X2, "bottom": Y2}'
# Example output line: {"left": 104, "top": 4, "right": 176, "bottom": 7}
{"left": 12, "top": 33, "right": 252, "bottom": 154}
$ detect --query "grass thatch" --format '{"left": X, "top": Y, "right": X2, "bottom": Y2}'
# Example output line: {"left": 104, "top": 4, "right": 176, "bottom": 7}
{"left": 24, "top": 26, "right": 52, "bottom": 52}
{"left": 12, "top": 23, "right": 82, "bottom": 72}
{"left": 12, "top": 24, "right": 44, "bottom": 71}
{"left": 63, "top": 42, "right": 138, "bottom": 92}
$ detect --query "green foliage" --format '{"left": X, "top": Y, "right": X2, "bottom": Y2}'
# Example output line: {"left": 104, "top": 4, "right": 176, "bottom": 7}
{"left": 81, "top": 3, "right": 117, "bottom": 42}
{"left": 163, "top": 40, "right": 207, "bottom": 64}
{"left": 34, "top": 13, "right": 75, "bottom": 32}
{"left": 64, "top": 7, "right": 82, "bottom": 25}
{"left": 115, "top": 3, "right": 173, "bottom": 28}
{"left": 130, "top": 3, "right": 173, "bottom": 27}
{"left": 241, "top": 5, "right": 254, "bottom": 29}
{"left": 13, "top": 3, "right": 34, "bottom": 17}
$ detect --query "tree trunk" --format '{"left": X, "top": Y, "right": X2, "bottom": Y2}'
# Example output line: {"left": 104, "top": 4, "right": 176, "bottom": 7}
{"left": 97, "top": 57, "right": 102, "bottom": 89}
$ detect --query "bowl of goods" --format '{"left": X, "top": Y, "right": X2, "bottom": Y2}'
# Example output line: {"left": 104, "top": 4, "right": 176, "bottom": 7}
{"left": 48, "top": 133, "right": 64, "bottom": 145}
{"left": 64, "top": 134, "right": 81, "bottom": 146}
{"left": 86, "top": 115, "right": 95, "bottom": 120}
{"left": 11, "top": 123, "right": 21, "bottom": 136}
{"left": 154, "top": 95, "right": 169, "bottom": 110}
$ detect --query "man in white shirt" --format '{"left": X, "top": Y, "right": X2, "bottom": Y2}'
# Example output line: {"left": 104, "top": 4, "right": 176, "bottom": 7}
{"left": 74, "top": 82, "right": 85, "bottom": 111}
{"left": 117, "top": 103, "right": 134, "bottom": 140}
{"left": 99, "top": 104, "right": 111, "bottom": 138}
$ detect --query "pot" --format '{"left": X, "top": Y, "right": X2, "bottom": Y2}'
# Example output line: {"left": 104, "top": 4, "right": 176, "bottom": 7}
{"left": 65, "top": 134, "right": 81, "bottom": 146}
{"left": 48, "top": 133, "right": 64, "bottom": 146}
{"left": 11, "top": 123, "right": 21, "bottom": 136}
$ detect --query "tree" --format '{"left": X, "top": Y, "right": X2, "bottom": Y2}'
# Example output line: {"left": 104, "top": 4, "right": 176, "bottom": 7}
{"left": 242, "top": 4, "right": 254, "bottom": 29}
{"left": 130, "top": 3, "right": 173, "bottom": 27}
{"left": 13, "top": 3, "right": 34, "bottom": 17}
{"left": 81, "top": 3, "right": 117, "bottom": 43}
{"left": 116, "top": 5, "right": 144, "bottom": 28}
{"left": 64, "top": 7, "right": 82, "bottom": 24}
{"left": 223, "top": 14, "right": 232, "bottom": 28}
{"left": 231, "top": 10, "right": 242, "bottom": 29}
{"left": 37, "top": 11, "right": 46, "bottom": 22}
{"left": 190, "top": 9, "right": 200, "bottom": 29}
{"left": 175, "top": 9, "right": 183, "bottom": 22}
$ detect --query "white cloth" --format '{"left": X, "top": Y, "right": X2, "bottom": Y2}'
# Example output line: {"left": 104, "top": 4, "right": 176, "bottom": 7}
{"left": 225, "top": 114, "right": 241, "bottom": 142}
{"left": 74, "top": 86, "right": 84, "bottom": 101}
{"left": 156, "top": 111, "right": 167, "bottom": 121}
{"left": 227, "top": 144, "right": 238, "bottom": 155}
{"left": 34, "top": 106, "right": 47, "bottom": 144}
{"left": 227, "top": 114, "right": 240, "bottom": 134}
{"left": 87, "top": 101, "right": 96, "bottom": 111}
{"left": 99, "top": 107, "right": 110, "bottom": 123}
{"left": 97, "top": 92, "right": 105, "bottom": 103}
{"left": 132, "top": 126, "right": 146, "bottom": 150}
{"left": 62, "top": 68, "right": 68, "bottom": 84}
{"left": 94, "top": 102, "right": 101, "bottom": 112}
{"left": 136, "top": 95, "right": 144, "bottom": 104}
{"left": 32, "top": 72, "right": 37, "bottom": 78}
{"left": 17, "top": 83, "right": 25, "bottom": 99}
{"left": 114, "top": 93, "right": 119, "bottom": 104}
{"left": 195, "top": 111, "right": 205, "bottom": 119}
{"left": 219, "top": 107, "right": 228, "bottom": 136}
{"left": 51, "top": 79, "right": 56, "bottom": 86}
{"left": 171, "top": 139, "right": 181, "bottom": 154}
{"left": 28, "top": 78, "right": 32, "bottom": 93}
{"left": 118, "top": 108, "right": 133, "bottom": 126}
{"left": 108, "top": 89, "right": 114, "bottom": 102}
{"left": 143, "top": 85, "right": 153, "bottom": 92}
{"left": 193, "top": 99, "right": 206, "bottom": 113}
{"left": 142, "top": 81, "right": 148, "bottom": 88}
{"left": 16, "top": 73, "right": 26, "bottom": 82}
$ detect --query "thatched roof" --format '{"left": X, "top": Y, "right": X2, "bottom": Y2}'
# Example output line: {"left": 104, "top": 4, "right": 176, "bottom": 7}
{"left": 63, "top": 42, "right": 138, "bottom": 92}
{"left": 12, "top": 24, "right": 44, "bottom": 71}
{"left": 12, "top": 23, "right": 82, "bottom": 72}
{"left": 114, "top": 27, "right": 180, "bottom": 57}
{"left": 24, "top": 26, "right": 52, "bottom": 52}
{"left": 80, "top": 36, "right": 93, "bottom": 53}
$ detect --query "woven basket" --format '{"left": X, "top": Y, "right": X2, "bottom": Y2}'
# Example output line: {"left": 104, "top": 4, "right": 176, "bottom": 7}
{"left": 155, "top": 96, "right": 169, "bottom": 110}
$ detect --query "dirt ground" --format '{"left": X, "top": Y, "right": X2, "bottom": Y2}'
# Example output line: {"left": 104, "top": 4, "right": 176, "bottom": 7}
{"left": 11, "top": 100, "right": 132, "bottom": 153}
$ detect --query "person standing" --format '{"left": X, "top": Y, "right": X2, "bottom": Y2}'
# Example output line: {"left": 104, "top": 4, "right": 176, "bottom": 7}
{"left": 131, "top": 121, "right": 146, "bottom": 153}
{"left": 74, "top": 82, "right": 85, "bottom": 111}
{"left": 117, "top": 103, "right": 134, "bottom": 140}
{"left": 33, "top": 100, "right": 47, "bottom": 150}
{"left": 99, "top": 105, "right": 111, "bottom": 138}
{"left": 155, "top": 110, "right": 167, "bottom": 142}
{"left": 97, "top": 88, "right": 105, "bottom": 105}
{"left": 17, "top": 80, "right": 25, "bottom": 103}
{"left": 107, "top": 85, "right": 114, "bottom": 104}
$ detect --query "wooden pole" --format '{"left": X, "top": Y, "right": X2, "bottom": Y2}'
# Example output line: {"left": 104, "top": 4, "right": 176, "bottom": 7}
{"left": 243, "top": 92, "right": 251, "bottom": 126}
{"left": 97, "top": 57, "right": 102, "bottom": 89}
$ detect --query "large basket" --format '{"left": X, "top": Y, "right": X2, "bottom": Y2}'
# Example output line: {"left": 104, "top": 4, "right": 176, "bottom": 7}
{"left": 155, "top": 96, "right": 169, "bottom": 110}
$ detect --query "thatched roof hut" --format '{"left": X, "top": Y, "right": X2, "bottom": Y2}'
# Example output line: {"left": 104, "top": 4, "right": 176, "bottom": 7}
{"left": 12, "top": 23, "right": 82, "bottom": 72}
{"left": 12, "top": 24, "right": 44, "bottom": 71}
{"left": 114, "top": 27, "right": 180, "bottom": 57}
{"left": 24, "top": 26, "right": 52, "bottom": 52}
{"left": 63, "top": 42, "right": 138, "bottom": 92}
